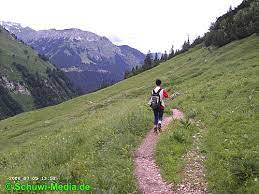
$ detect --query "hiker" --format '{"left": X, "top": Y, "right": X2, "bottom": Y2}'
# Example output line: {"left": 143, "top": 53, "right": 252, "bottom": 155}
{"left": 149, "top": 79, "right": 169, "bottom": 133}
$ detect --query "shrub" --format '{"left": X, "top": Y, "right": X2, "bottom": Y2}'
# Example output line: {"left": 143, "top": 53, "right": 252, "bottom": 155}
{"left": 38, "top": 53, "right": 49, "bottom": 61}
{"left": 180, "top": 118, "right": 191, "bottom": 129}
{"left": 187, "top": 109, "right": 197, "bottom": 119}
{"left": 230, "top": 154, "right": 257, "bottom": 184}
{"left": 170, "top": 128, "right": 187, "bottom": 143}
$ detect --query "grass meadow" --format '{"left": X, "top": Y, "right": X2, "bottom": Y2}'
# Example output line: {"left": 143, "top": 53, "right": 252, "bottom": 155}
{"left": 0, "top": 34, "right": 258, "bottom": 193}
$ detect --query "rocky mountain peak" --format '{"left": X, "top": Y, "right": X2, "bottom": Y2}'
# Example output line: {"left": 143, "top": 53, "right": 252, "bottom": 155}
{"left": 1, "top": 21, "right": 145, "bottom": 93}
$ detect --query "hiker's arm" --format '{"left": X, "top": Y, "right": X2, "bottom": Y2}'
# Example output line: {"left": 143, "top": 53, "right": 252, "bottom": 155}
{"left": 163, "top": 90, "right": 169, "bottom": 98}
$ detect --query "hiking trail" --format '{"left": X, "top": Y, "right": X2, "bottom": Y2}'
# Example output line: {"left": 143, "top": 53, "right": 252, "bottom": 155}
{"left": 133, "top": 109, "right": 208, "bottom": 194}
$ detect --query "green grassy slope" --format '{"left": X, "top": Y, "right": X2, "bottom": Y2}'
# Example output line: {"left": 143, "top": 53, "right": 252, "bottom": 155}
{"left": 0, "top": 27, "right": 53, "bottom": 78}
{"left": 156, "top": 35, "right": 259, "bottom": 194}
{"left": 0, "top": 26, "right": 77, "bottom": 119}
{"left": 0, "top": 35, "right": 258, "bottom": 193}
{"left": 0, "top": 26, "right": 53, "bottom": 111}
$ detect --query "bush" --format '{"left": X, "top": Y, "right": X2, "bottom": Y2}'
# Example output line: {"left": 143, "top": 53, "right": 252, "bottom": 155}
{"left": 230, "top": 154, "right": 257, "bottom": 184}
{"left": 38, "top": 53, "right": 49, "bottom": 61}
{"left": 170, "top": 128, "right": 187, "bottom": 143}
{"left": 187, "top": 109, "right": 197, "bottom": 119}
{"left": 180, "top": 118, "right": 191, "bottom": 129}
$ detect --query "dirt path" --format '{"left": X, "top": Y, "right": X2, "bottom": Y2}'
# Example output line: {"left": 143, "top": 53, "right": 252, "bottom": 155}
{"left": 134, "top": 109, "right": 208, "bottom": 194}
{"left": 134, "top": 116, "right": 173, "bottom": 194}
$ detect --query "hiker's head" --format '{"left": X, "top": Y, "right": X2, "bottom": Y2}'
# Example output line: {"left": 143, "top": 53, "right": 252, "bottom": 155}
{"left": 156, "top": 79, "right": 162, "bottom": 86}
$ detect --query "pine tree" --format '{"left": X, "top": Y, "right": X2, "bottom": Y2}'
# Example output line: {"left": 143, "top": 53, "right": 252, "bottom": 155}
{"left": 143, "top": 51, "right": 152, "bottom": 70}
{"left": 169, "top": 45, "right": 174, "bottom": 58}
{"left": 154, "top": 53, "right": 158, "bottom": 61}
{"left": 131, "top": 67, "right": 135, "bottom": 75}
{"left": 229, "top": 5, "right": 233, "bottom": 12}
{"left": 153, "top": 53, "right": 159, "bottom": 66}
{"left": 163, "top": 50, "right": 168, "bottom": 61}
{"left": 255, "top": 16, "right": 259, "bottom": 35}
{"left": 124, "top": 70, "right": 130, "bottom": 79}
{"left": 160, "top": 54, "right": 164, "bottom": 61}
{"left": 182, "top": 36, "right": 191, "bottom": 52}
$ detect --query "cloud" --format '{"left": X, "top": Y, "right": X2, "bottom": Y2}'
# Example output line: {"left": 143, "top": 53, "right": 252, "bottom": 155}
{"left": 106, "top": 35, "right": 123, "bottom": 45}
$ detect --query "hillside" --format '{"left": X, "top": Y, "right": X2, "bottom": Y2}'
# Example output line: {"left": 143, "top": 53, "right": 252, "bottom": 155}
{"left": 0, "top": 22, "right": 145, "bottom": 93}
{"left": 0, "top": 34, "right": 258, "bottom": 193}
{"left": 0, "top": 26, "right": 77, "bottom": 120}
{"left": 204, "top": 0, "right": 259, "bottom": 47}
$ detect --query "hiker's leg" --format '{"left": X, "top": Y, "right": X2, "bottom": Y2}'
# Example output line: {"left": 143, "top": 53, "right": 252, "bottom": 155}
{"left": 158, "top": 109, "right": 164, "bottom": 124}
{"left": 153, "top": 110, "right": 159, "bottom": 126}
{"left": 157, "top": 109, "right": 164, "bottom": 131}
{"left": 153, "top": 110, "right": 159, "bottom": 133}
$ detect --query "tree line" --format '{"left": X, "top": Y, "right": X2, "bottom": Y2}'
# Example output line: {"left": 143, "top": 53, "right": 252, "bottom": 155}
{"left": 125, "top": 0, "right": 258, "bottom": 78}
{"left": 15, "top": 63, "right": 78, "bottom": 108}
{"left": 124, "top": 35, "right": 203, "bottom": 79}
{"left": 204, "top": 0, "right": 259, "bottom": 47}
{"left": 0, "top": 64, "right": 78, "bottom": 120}
{"left": 0, "top": 85, "right": 23, "bottom": 120}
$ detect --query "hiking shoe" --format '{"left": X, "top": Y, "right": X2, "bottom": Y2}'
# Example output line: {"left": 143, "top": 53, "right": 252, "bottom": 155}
{"left": 153, "top": 127, "right": 158, "bottom": 133}
{"left": 158, "top": 123, "right": 162, "bottom": 132}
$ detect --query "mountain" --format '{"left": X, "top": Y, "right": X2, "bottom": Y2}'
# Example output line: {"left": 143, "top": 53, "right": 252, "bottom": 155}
{"left": 0, "top": 21, "right": 145, "bottom": 93}
{"left": 0, "top": 25, "right": 78, "bottom": 120}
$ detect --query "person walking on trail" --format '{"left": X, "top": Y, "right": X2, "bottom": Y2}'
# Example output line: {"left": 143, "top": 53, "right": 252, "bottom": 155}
{"left": 149, "top": 79, "right": 169, "bottom": 133}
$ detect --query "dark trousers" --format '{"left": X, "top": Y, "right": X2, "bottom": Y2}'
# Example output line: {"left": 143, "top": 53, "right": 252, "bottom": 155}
{"left": 153, "top": 108, "right": 164, "bottom": 125}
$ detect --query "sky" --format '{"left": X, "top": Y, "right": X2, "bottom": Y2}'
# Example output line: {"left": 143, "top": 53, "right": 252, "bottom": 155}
{"left": 1, "top": 0, "right": 243, "bottom": 54}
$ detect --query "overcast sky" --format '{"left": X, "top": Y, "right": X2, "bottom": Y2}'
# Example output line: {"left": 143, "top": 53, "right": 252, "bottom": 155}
{"left": 1, "top": 0, "right": 243, "bottom": 53}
